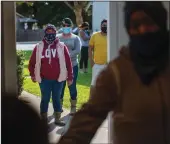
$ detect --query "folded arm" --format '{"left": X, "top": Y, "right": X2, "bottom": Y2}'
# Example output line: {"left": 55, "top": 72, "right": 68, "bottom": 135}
{"left": 70, "top": 36, "right": 81, "bottom": 58}
{"left": 80, "top": 30, "right": 90, "bottom": 41}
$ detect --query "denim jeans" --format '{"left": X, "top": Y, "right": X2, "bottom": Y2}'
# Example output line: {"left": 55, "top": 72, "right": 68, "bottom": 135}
{"left": 39, "top": 79, "right": 64, "bottom": 113}
{"left": 60, "top": 65, "right": 78, "bottom": 100}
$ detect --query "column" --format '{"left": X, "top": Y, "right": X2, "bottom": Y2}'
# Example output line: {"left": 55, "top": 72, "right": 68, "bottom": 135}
{"left": 1, "top": 2, "right": 18, "bottom": 95}
{"left": 107, "top": 2, "right": 119, "bottom": 144}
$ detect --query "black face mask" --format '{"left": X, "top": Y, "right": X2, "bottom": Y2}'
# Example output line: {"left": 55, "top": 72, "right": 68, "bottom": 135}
{"left": 129, "top": 30, "right": 169, "bottom": 85}
{"left": 84, "top": 27, "right": 89, "bottom": 30}
{"left": 44, "top": 33, "right": 56, "bottom": 44}
{"left": 101, "top": 26, "right": 107, "bottom": 33}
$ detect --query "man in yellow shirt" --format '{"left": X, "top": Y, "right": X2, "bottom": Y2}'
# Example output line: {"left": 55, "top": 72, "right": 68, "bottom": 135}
{"left": 89, "top": 19, "right": 107, "bottom": 95}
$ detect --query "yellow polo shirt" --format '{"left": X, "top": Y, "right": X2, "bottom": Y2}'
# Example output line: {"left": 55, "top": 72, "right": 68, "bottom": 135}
{"left": 89, "top": 32, "right": 107, "bottom": 65}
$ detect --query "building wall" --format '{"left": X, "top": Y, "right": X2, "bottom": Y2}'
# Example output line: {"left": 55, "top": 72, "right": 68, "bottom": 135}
{"left": 92, "top": 1, "right": 109, "bottom": 32}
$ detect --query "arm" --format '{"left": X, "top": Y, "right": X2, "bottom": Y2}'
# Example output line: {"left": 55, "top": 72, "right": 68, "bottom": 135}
{"left": 79, "top": 30, "right": 90, "bottom": 41}
{"left": 28, "top": 46, "right": 37, "bottom": 78}
{"left": 58, "top": 61, "right": 118, "bottom": 144}
{"left": 89, "top": 34, "right": 95, "bottom": 67}
{"left": 64, "top": 45, "right": 73, "bottom": 82}
{"left": 70, "top": 36, "right": 81, "bottom": 58}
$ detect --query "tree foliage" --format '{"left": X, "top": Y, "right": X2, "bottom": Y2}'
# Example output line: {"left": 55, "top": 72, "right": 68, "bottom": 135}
{"left": 64, "top": 1, "right": 92, "bottom": 26}
{"left": 16, "top": 1, "right": 92, "bottom": 28}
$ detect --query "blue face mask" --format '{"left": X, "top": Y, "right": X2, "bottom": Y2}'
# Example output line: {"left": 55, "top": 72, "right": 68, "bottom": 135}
{"left": 62, "top": 27, "right": 72, "bottom": 34}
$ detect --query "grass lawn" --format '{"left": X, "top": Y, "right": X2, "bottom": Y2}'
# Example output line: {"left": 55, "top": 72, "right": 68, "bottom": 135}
{"left": 23, "top": 50, "right": 91, "bottom": 109}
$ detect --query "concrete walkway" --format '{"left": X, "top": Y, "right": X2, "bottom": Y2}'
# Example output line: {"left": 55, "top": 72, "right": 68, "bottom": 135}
{"left": 16, "top": 42, "right": 36, "bottom": 51}
{"left": 20, "top": 91, "right": 109, "bottom": 144}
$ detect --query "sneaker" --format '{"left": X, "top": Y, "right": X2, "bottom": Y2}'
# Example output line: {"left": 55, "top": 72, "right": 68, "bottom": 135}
{"left": 84, "top": 68, "right": 88, "bottom": 73}
{"left": 79, "top": 69, "right": 84, "bottom": 74}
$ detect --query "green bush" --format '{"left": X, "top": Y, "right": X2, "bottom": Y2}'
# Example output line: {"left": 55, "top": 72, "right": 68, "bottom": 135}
{"left": 17, "top": 51, "right": 25, "bottom": 95}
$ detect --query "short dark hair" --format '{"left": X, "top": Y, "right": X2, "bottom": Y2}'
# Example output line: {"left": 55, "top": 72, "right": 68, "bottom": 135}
{"left": 101, "top": 19, "right": 107, "bottom": 25}
{"left": 79, "top": 22, "right": 89, "bottom": 28}
{"left": 62, "top": 18, "right": 73, "bottom": 27}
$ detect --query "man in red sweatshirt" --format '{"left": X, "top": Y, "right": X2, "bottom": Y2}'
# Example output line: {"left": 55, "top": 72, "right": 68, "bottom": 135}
{"left": 28, "top": 24, "right": 73, "bottom": 126}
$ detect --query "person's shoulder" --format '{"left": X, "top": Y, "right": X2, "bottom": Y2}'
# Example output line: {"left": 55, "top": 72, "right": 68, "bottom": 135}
{"left": 71, "top": 33, "right": 79, "bottom": 38}
{"left": 35, "top": 41, "right": 44, "bottom": 49}
{"left": 72, "top": 33, "right": 81, "bottom": 41}
{"left": 92, "top": 31, "right": 100, "bottom": 36}
{"left": 59, "top": 41, "right": 65, "bottom": 47}
{"left": 56, "top": 33, "right": 62, "bottom": 38}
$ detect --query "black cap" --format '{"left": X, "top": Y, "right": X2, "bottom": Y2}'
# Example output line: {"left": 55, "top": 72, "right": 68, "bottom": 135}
{"left": 124, "top": 2, "right": 167, "bottom": 32}
{"left": 62, "top": 18, "right": 73, "bottom": 27}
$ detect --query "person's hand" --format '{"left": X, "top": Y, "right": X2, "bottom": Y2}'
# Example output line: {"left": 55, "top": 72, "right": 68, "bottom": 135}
{"left": 31, "top": 77, "right": 36, "bottom": 83}
{"left": 67, "top": 80, "right": 73, "bottom": 86}
{"left": 90, "top": 60, "right": 94, "bottom": 68}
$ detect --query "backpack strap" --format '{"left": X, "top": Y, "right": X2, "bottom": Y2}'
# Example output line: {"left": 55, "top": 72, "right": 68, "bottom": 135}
{"left": 110, "top": 62, "right": 121, "bottom": 95}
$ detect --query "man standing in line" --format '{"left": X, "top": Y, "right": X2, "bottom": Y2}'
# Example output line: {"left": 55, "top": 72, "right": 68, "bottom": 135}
{"left": 89, "top": 19, "right": 107, "bottom": 95}
{"left": 57, "top": 18, "right": 81, "bottom": 114}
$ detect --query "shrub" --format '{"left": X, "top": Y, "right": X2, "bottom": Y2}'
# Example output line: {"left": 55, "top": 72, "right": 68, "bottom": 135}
{"left": 17, "top": 51, "right": 25, "bottom": 95}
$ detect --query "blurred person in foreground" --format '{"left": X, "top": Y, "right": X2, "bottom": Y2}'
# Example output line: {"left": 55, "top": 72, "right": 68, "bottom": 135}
{"left": 89, "top": 19, "right": 107, "bottom": 96}
{"left": 2, "top": 94, "right": 49, "bottom": 144}
{"left": 28, "top": 24, "right": 73, "bottom": 126}
{"left": 79, "top": 22, "right": 91, "bottom": 73}
{"left": 58, "top": 2, "right": 170, "bottom": 144}
{"left": 57, "top": 18, "right": 81, "bottom": 115}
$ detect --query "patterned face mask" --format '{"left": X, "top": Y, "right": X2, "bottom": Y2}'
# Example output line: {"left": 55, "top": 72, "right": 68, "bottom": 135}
{"left": 44, "top": 33, "right": 56, "bottom": 44}
{"left": 44, "top": 25, "right": 56, "bottom": 44}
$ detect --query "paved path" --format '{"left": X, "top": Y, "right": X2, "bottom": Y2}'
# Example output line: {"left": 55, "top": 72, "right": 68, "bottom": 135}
{"left": 20, "top": 91, "right": 109, "bottom": 144}
{"left": 16, "top": 42, "right": 36, "bottom": 51}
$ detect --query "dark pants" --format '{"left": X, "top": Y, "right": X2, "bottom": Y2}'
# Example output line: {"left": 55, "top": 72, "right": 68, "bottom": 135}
{"left": 39, "top": 79, "right": 64, "bottom": 113}
{"left": 79, "top": 46, "right": 89, "bottom": 69}
{"left": 60, "top": 65, "right": 78, "bottom": 100}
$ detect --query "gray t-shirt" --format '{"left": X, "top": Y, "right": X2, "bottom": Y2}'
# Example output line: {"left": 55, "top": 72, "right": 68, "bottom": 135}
{"left": 57, "top": 33, "right": 81, "bottom": 67}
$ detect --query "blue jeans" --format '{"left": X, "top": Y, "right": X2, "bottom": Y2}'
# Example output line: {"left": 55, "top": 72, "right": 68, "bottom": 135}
{"left": 61, "top": 65, "right": 78, "bottom": 100}
{"left": 39, "top": 79, "right": 64, "bottom": 113}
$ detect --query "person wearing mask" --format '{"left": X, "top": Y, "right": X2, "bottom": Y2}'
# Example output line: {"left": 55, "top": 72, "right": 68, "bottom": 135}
{"left": 79, "top": 22, "right": 91, "bottom": 73}
{"left": 58, "top": 2, "right": 170, "bottom": 144}
{"left": 28, "top": 24, "right": 73, "bottom": 126}
{"left": 57, "top": 18, "right": 81, "bottom": 115}
{"left": 89, "top": 19, "right": 107, "bottom": 96}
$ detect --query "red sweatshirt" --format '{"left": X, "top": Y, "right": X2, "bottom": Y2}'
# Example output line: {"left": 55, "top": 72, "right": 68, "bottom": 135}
{"left": 28, "top": 39, "right": 73, "bottom": 81}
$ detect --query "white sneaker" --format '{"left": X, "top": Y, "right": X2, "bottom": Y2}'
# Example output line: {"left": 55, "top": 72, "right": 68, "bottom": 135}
{"left": 79, "top": 69, "right": 84, "bottom": 74}
{"left": 84, "top": 68, "right": 88, "bottom": 73}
